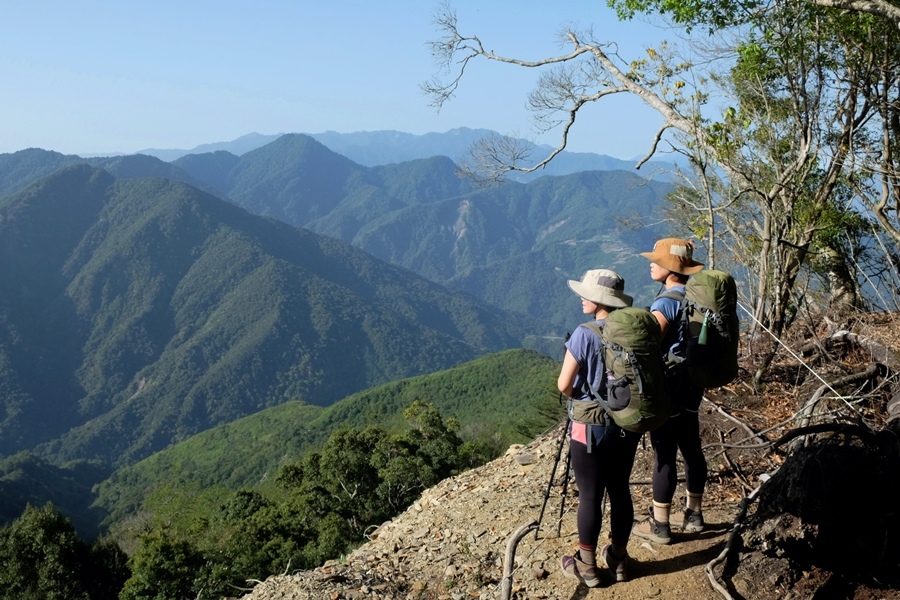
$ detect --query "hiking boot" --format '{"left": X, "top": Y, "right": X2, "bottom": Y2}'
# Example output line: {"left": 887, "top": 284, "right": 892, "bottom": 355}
{"left": 632, "top": 508, "right": 672, "bottom": 544}
{"left": 682, "top": 508, "right": 705, "bottom": 533}
{"left": 600, "top": 544, "right": 628, "bottom": 582}
{"left": 560, "top": 550, "right": 602, "bottom": 588}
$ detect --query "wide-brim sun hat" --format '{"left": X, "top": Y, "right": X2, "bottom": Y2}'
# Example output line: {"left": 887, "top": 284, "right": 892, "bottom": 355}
{"left": 640, "top": 238, "right": 705, "bottom": 275}
{"left": 567, "top": 268, "right": 633, "bottom": 308}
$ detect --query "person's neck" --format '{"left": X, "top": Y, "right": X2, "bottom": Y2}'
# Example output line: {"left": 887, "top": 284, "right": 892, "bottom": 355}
{"left": 594, "top": 308, "right": 610, "bottom": 319}
{"left": 665, "top": 274, "right": 684, "bottom": 289}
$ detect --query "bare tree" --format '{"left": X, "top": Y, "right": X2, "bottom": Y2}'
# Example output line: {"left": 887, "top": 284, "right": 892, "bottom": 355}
{"left": 424, "top": 2, "right": 899, "bottom": 381}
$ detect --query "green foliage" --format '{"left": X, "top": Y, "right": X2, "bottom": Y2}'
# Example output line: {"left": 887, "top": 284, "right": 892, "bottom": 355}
{"left": 95, "top": 348, "right": 562, "bottom": 536}
{"left": 0, "top": 453, "right": 108, "bottom": 538}
{"left": 0, "top": 504, "right": 127, "bottom": 600}
{"left": 608, "top": 0, "right": 765, "bottom": 32}
{"left": 113, "top": 400, "right": 503, "bottom": 599}
{"left": 119, "top": 531, "right": 206, "bottom": 600}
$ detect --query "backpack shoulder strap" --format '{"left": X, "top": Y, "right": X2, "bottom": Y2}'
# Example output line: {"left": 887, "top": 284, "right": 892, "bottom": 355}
{"left": 580, "top": 320, "right": 603, "bottom": 339}
{"left": 656, "top": 288, "right": 685, "bottom": 302}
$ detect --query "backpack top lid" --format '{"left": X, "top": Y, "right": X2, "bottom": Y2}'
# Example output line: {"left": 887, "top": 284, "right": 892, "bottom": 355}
{"left": 602, "top": 306, "right": 663, "bottom": 355}
{"left": 686, "top": 269, "right": 738, "bottom": 315}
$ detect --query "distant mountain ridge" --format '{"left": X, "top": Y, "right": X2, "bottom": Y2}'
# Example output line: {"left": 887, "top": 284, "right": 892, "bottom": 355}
{"left": 131, "top": 128, "right": 678, "bottom": 179}
{"left": 169, "top": 133, "right": 673, "bottom": 327}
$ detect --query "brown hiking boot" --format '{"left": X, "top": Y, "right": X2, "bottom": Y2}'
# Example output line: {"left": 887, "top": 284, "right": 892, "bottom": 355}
{"left": 632, "top": 507, "right": 672, "bottom": 544}
{"left": 600, "top": 544, "right": 628, "bottom": 582}
{"left": 560, "top": 550, "right": 601, "bottom": 587}
{"left": 682, "top": 508, "right": 705, "bottom": 533}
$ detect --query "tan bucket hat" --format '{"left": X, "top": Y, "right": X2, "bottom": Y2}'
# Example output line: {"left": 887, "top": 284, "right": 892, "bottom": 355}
{"left": 567, "top": 269, "right": 633, "bottom": 308}
{"left": 640, "top": 238, "right": 704, "bottom": 275}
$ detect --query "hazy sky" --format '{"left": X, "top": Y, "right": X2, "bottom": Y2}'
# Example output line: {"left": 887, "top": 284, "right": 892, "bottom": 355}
{"left": 1, "top": 1, "right": 673, "bottom": 159}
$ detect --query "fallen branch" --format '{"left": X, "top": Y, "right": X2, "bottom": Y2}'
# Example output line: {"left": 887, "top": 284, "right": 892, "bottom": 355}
{"left": 500, "top": 520, "right": 538, "bottom": 600}
{"left": 805, "top": 330, "right": 900, "bottom": 369}
{"left": 718, "top": 430, "right": 754, "bottom": 493}
{"left": 703, "top": 397, "right": 766, "bottom": 446}
{"left": 772, "top": 421, "right": 878, "bottom": 450}
{"left": 790, "top": 364, "right": 880, "bottom": 452}
{"left": 706, "top": 473, "right": 772, "bottom": 600}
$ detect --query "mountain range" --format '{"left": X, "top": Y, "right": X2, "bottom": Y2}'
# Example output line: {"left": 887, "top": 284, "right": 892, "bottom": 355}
{"left": 2, "top": 132, "right": 673, "bottom": 330}
{"left": 169, "top": 133, "right": 672, "bottom": 325}
{"left": 133, "top": 127, "right": 681, "bottom": 181}
{"left": 0, "top": 127, "right": 675, "bottom": 538}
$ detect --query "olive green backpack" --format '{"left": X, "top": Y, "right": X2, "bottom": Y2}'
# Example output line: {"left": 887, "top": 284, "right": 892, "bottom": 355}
{"left": 659, "top": 269, "right": 740, "bottom": 389}
{"left": 569, "top": 307, "right": 670, "bottom": 433}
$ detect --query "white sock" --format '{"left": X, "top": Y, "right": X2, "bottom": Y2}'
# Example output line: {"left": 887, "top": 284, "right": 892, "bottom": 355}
{"left": 687, "top": 492, "right": 703, "bottom": 513}
{"left": 652, "top": 500, "right": 670, "bottom": 523}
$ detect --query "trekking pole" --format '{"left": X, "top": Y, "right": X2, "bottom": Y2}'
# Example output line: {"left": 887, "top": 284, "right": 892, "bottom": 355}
{"left": 534, "top": 412, "right": 570, "bottom": 540}
{"left": 555, "top": 442, "right": 572, "bottom": 538}
{"left": 535, "top": 332, "right": 572, "bottom": 540}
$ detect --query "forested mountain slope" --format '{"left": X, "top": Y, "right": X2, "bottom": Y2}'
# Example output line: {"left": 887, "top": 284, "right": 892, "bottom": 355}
{"left": 173, "top": 134, "right": 672, "bottom": 326}
{"left": 0, "top": 164, "right": 532, "bottom": 468}
{"left": 92, "top": 348, "right": 561, "bottom": 533}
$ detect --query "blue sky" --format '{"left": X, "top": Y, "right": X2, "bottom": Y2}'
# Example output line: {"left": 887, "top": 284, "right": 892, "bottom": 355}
{"left": 1, "top": 1, "right": 671, "bottom": 159}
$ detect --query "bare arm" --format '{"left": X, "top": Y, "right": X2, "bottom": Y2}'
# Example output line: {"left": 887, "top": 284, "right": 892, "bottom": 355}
{"left": 557, "top": 349, "right": 580, "bottom": 397}
{"left": 652, "top": 309, "right": 669, "bottom": 337}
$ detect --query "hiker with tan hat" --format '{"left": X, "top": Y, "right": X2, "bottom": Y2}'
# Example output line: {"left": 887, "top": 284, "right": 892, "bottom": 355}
{"left": 558, "top": 268, "right": 642, "bottom": 587}
{"left": 633, "top": 238, "right": 708, "bottom": 545}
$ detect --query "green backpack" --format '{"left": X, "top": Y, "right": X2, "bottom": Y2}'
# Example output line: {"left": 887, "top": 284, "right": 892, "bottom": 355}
{"left": 569, "top": 307, "right": 670, "bottom": 433}
{"left": 660, "top": 269, "right": 740, "bottom": 389}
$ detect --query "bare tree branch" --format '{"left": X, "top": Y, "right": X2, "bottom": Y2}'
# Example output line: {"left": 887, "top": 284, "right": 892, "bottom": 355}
{"left": 803, "top": 0, "right": 900, "bottom": 26}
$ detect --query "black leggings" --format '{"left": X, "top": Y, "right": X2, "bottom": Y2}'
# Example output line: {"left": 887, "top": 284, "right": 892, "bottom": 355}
{"left": 570, "top": 424, "right": 641, "bottom": 548}
{"left": 648, "top": 409, "right": 708, "bottom": 504}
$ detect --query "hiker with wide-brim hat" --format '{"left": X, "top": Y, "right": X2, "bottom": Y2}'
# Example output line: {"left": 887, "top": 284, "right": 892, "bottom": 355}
{"left": 558, "top": 268, "right": 641, "bottom": 587}
{"left": 633, "top": 238, "right": 708, "bottom": 545}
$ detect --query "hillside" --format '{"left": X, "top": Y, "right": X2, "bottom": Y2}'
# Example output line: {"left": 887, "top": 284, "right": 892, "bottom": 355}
{"left": 0, "top": 140, "right": 672, "bottom": 332}
{"left": 237, "top": 312, "right": 900, "bottom": 599}
{"left": 92, "top": 348, "right": 561, "bottom": 532}
{"left": 238, "top": 411, "right": 742, "bottom": 600}
{"left": 0, "top": 164, "right": 533, "bottom": 469}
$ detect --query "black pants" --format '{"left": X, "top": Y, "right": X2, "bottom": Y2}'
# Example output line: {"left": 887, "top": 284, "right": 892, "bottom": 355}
{"left": 648, "top": 408, "right": 708, "bottom": 504}
{"left": 570, "top": 423, "right": 641, "bottom": 548}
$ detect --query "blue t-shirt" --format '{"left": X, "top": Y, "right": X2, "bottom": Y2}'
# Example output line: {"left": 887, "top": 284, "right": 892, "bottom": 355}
{"left": 650, "top": 285, "right": 685, "bottom": 354}
{"left": 564, "top": 319, "right": 606, "bottom": 401}
{"left": 565, "top": 319, "right": 610, "bottom": 445}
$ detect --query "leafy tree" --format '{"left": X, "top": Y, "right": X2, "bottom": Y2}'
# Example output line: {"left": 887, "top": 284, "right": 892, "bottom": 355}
{"left": 115, "top": 400, "right": 488, "bottom": 597}
{"left": 0, "top": 503, "right": 126, "bottom": 600}
{"left": 119, "top": 531, "right": 206, "bottom": 600}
